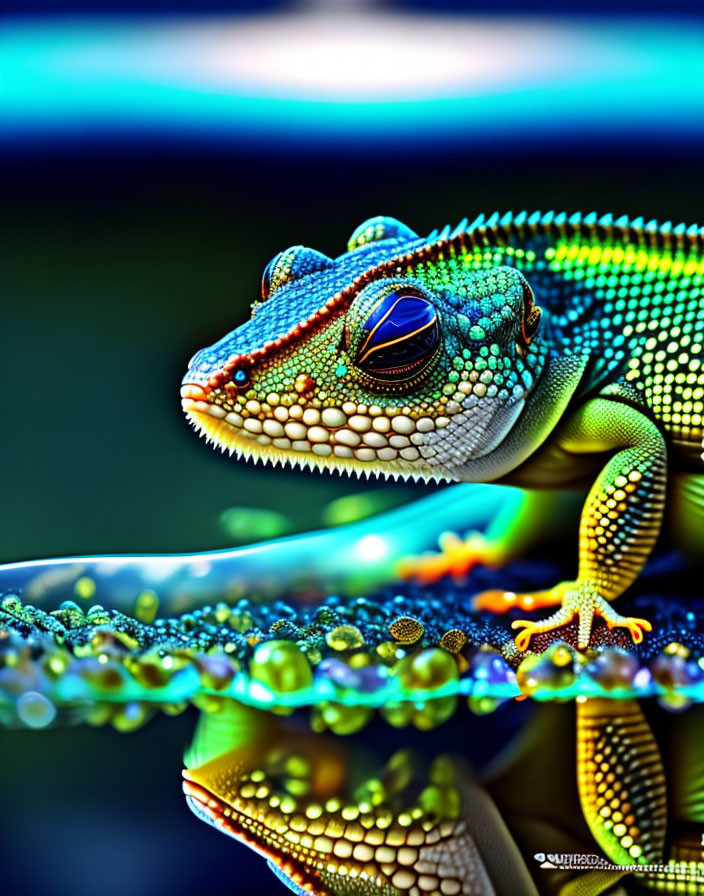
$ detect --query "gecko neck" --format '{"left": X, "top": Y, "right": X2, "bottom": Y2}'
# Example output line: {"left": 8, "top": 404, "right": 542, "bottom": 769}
{"left": 453, "top": 350, "right": 590, "bottom": 483}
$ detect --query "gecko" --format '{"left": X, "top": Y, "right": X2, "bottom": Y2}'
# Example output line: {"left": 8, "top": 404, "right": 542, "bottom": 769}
{"left": 180, "top": 211, "right": 704, "bottom": 652}
{"left": 5, "top": 211, "right": 704, "bottom": 896}
{"left": 182, "top": 697, "right": 704, "bottom": 896}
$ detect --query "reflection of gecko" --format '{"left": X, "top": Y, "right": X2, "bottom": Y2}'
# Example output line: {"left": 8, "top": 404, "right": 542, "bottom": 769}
{"left": 4, "top": 586, "right": 703, "bottom": 895}
{"left": 182, "top": 213, "right": 704, "bottom": 651}
{"left": 182, "top": 699, "right": 704, "bottom": 896}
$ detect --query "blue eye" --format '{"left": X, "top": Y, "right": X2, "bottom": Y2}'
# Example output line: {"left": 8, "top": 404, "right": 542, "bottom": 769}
{"left": 356, "top": 292, "right": 440, "bottom": 380}
{"left": 231, "top": 367, "right": 250, "bottom": 387}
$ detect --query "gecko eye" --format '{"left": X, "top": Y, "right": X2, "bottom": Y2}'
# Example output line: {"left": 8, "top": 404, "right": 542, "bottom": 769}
{"left": 520, "top": 281, "right": 542, "bottom": 346}
{"left": 229, "top": 365, "right": 251, "bottom": 389}
{"left": 355, "top": 292, "right": 440, "bottom": 380}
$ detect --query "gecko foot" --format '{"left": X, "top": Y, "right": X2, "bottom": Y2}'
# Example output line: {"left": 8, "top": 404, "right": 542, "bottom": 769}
{"left": 511, "top": 581, "right": 652, "bottom": 651}
{"left": 398, "top": 530, "right": 504, "bottom": 585}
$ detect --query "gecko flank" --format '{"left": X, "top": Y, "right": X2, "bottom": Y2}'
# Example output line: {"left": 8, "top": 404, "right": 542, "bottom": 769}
{"left": 181, "top": 212, "right": 704, "bottom": 651}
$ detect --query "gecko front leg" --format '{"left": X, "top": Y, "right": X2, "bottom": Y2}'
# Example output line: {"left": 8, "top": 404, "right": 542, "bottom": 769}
{"left": 512, "top": 398, "right": 666, "bottom": 650}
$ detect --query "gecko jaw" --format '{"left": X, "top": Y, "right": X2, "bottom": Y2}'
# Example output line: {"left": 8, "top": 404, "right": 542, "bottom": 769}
{"left": 182, "top": 399, "right": 449, "bottom": 483}
{"left": 183, "top": 777, "right": 320, "bottom": 894}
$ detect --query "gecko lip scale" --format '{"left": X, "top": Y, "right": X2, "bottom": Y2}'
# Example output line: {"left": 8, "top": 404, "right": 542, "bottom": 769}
{"left": 181, "top": 397, "right": 447, "bottom": 481}
{"left": 183, "top": 776, "right": 313, "bottom": 885}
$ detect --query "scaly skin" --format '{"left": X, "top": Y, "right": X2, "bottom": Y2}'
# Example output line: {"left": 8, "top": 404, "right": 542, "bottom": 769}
{"left": 180, "top": 701, "right": 704, "bottom": 896}
{"left": 182, "top": 704, "right": 539, "bottom": 896}
{"left": 181, "top": 211, "right": 704, "bottom": 651}
{"left": 575, "top": 699, "right": 704, "bottom": 893}
{"left": 4, "top": 212, "right": 704, "bottom": 896}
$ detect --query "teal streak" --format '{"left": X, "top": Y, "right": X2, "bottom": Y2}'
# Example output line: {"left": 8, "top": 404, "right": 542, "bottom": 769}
{"left": 1, "top": 17, "right": 703, "bottom": 145}
{"left": 0, "top": 483, "right": 510, "bottom": 613}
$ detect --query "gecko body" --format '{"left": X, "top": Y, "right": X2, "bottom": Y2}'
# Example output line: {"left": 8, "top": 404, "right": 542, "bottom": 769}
{"left": 182, "top": 212, "right": 704, "bottom": 650}
{"left": 4, "top": 213, "right": 704, "bottom": 896}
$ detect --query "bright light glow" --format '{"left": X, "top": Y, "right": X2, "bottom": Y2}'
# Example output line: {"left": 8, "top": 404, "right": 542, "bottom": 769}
{"left": 188, "top": 559, "right": 213, "bottom": 578}
{"left": 356, "top": 534, "right": 388, "bottom": 562}
{"left": 172, "top": 15, "right": 575, "bottom": 100}
{"left": 2, "top": 13, "right": 689, "bottom": 101}
{"left": 1, "top": 14, "right": 703, "bottom": 143}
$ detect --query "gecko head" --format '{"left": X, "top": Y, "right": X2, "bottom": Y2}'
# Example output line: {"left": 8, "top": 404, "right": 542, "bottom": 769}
{"left": 182, "top": 216, "right": 547, "bottom": 482}
{"left": 183, "top": 707, "right": 471, "bottom": 896}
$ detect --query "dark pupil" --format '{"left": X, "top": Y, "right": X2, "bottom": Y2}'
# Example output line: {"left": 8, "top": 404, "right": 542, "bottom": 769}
{"left": 357, "top": 293, "right": 439, "bottom": 379}
{"left": 233, "top": 368, "right": 249, "bottom": 385}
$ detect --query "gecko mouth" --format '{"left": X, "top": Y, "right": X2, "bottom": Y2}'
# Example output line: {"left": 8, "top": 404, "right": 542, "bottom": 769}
{"left": 182, "top": 777, "right": 321, "bottom": 893}
{"left": 180, "top": 385, "right": 446, "bottom": 482}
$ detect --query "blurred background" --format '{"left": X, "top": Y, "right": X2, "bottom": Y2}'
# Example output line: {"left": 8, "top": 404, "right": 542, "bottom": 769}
{"left": 1, "top": 0, "right": 703, "bottom": 893}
